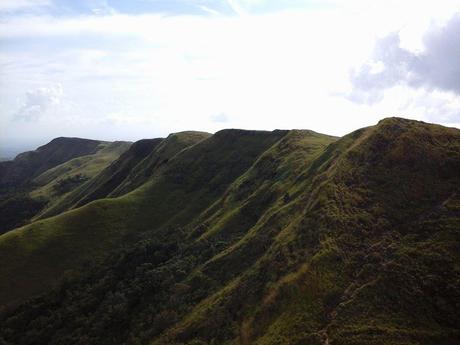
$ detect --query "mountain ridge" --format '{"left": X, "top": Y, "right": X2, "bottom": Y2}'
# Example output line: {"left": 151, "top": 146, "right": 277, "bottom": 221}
{"left": 0, "top": 138, "right": 132, "bottom": 234}
{"left": 0, "top": 118, "right": 459, "bottom": 345}
{"left": 0, "top": 128, "right": 291, "bottom": 307}
{"left": 0, "top": 137, "right": 107, "bottom": 189}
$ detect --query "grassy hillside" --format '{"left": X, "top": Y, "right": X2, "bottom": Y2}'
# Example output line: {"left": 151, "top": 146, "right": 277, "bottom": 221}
{"left": 36, "top": 138, "right": 163, "bottom": 219}
{"left": 110, "top": 131, "right": 212, "bottom": 197}
{"left": 30, "top": 141, "right": 131, "bottom": 207}
{"left": 0, "top": 129, "right": 288, "bottom": 308}
{"left": 0, "top": 137, "right": 106, "bottom": 191}
{"left": 0, "top": 139, "right": 131, "bottom": 234}
{"left": 0, "top": 119, "right": 459, "bottom": 345}
{"left": 39, "top": 131, "right": 211, "bottom": 219}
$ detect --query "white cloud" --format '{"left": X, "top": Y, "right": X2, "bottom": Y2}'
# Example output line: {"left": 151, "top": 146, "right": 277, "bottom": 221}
{"left": 14, "top": 84, "right": 63, "bottom": 122}
{"left": 1, "top": 0, "right": 459, "bottom": 147}
{"left": 349, "top": 14, "right": 460, "bottom": 103}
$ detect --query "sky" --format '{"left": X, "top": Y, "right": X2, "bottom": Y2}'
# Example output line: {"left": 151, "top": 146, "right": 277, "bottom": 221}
{"left": 1, "top": 0, "right": 460, "bottom": 156}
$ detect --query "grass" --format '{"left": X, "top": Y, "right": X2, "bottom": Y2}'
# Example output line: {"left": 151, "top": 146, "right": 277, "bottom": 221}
{"left": 0, "top": 140, "right": 131, "bottom": 234}
{"left": 0, "top": 129, "right": 288, "bottom": 307}
{"left": 30, "top": 141, "right": 130, "bottom": 203}
{"left": 0, "top": 118, "right": 459, "bottom": 345}
{"left": 0, "top": 137, "right": 108, "bottom": 190}
{"left": 38, "top": 132, "right": 211, "bottom": 219}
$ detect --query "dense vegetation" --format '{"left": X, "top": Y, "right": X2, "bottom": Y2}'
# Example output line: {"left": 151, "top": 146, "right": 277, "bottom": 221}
{"left": 0, "top": 118, "right": 459, "bottom": 345}
{"left": 0, "top": 194, "right": 46, "bottom": 235}
{"left": 0, "top": 227, "right": 226, "bottom": 345}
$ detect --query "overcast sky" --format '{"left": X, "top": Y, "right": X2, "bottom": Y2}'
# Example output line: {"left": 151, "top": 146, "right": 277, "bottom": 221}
{"left": 1, "top": 0, "right": 460, "bottom": 156}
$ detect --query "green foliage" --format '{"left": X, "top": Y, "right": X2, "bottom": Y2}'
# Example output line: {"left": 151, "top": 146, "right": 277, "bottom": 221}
{"left": 0, "top": 118, "right": 459, "bottom": 345}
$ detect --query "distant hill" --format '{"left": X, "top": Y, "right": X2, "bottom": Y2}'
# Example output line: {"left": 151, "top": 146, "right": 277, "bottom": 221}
{"left": 0, "top": 119, "right": 459, "bottom": 345}
{"left": 0, "top": 138, "right": 131, "bottom": 234}
{"left": 0, "top": 137, "right": 105, "bottom": 189}
{"left": 38, "top": 131, "right": 211, "bottom": 219}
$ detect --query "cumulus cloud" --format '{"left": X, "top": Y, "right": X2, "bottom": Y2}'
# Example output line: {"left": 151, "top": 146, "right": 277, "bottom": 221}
{"left": 349, "top": 13, "right": 460, "bottom": 104}
{"left": 14, "top": 84, "right": 63, "bottom": 121}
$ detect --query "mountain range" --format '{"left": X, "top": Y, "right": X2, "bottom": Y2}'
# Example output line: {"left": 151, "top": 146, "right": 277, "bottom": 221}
{"left": 0, "top": 117, "right": 459, "bottom": 345}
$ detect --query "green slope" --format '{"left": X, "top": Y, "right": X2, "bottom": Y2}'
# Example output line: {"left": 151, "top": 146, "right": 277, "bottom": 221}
{"left": 0, "top": 137, "right": 106, "bottom": 191}
{"left": 0, "top": 139, "right": 131, "bottom": 234}
{"left": 36, "top": 138, "right": 163, "bottom": 219}
{"left": 0, "top": 129, "right": 288, "bottom": 308}
{"left": 0, "top": 119, "right": 459, "bottom": 345}
{"left": 30, "top": 141, "right": 131, "bottom": 207}
{"left": 109, "top": 131, "right": 212, "bottom": 197}
{"left": 38, "top": 131, "right": 210, "bottom": 219}
{"left": 151, "top": 118, "right": 459, "bottom": 345}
